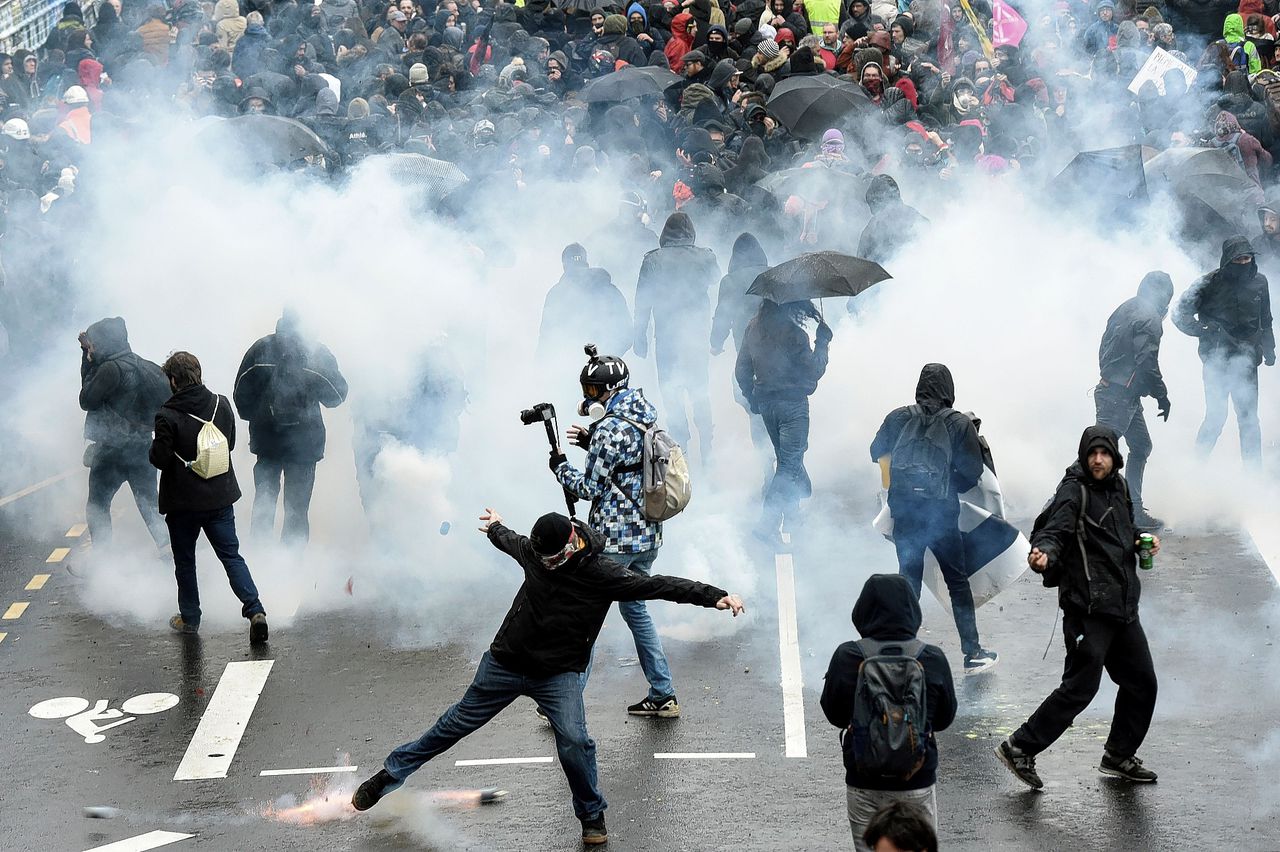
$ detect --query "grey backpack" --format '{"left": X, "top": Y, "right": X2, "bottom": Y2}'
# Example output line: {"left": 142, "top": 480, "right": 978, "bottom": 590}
{"left": 844, "top": 638, "right": 930, "bottom": 781}
{"left": 609, "top": 416, "right": 692, "bottom": 522}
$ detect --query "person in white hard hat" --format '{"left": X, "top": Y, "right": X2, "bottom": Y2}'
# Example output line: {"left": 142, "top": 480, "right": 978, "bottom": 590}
{"left": 59, "top": 85, "right": 93, "bottom": 144}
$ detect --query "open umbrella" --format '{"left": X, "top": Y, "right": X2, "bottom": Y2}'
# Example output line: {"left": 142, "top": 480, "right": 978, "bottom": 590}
{"left": 1050, "top": 146, "right": 1149, "bottom": 212}
{"left": 1143, "top": 146, "right": 1259, "bottom": 233}
{"left": 580, "top": 65, "right": 678, "bottom": 102}
{"left": 358, "top": 153, "right": 469, "bottom": 202}
{"left": 765, "top": 75, "right": 872, "bottom": 141}
{"left": 748, "top": 251, "right": 891, "bottom": 303}
{"left": 194, "top": 114, "right": 331, "bottom": 167}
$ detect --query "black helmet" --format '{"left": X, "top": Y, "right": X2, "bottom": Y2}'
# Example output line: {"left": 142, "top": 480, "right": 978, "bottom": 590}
{"left": 580, "top": 343, "right": 629, "bottom": 401}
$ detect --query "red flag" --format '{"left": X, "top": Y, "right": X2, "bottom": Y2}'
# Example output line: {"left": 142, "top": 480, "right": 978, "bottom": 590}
{"left": 991, "top": 0, "right": 1028, "bottom": 48}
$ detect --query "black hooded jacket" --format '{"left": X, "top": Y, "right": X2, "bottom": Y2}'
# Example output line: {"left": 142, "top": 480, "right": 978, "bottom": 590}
{"left": 820, "top": 574, "right": 957, "bottom": 791}
{"left": 79, "top": 317, "right": 163, "bottom": 447}
{"left": 1032, "top": 426, "right": 1142, "bottom": 622}
{"left": 711, "top": 232, "right": 768, "bottom": 352}
{"left": 857, "top": 175, "right": 928, "bottom": 265}
{"left": 1173, "top": 235, "right": 1276, "bottom": 365}
{"left": 485, "top": 520, "right": 727, "bottom": 677}
{"left": 735, "top": 299, "right": 830, "bottom": 403}
{"left": 1098, "top": 272, "right": 1172, "bottom": 399}
{"left": 149, "top": 383, "right": 243, "bottom": 515}
{"left": 634, "top": 213, "right": 721, "bottom": 363}
{"left": 869, "top": 363, "right": 984, "bottom": 504}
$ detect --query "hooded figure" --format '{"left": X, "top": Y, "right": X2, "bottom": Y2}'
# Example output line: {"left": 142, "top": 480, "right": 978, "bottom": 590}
{"left": 712, "top": 232, "right": 769, "bottom": 353}
{"left": 869, "top": 363, "right": 994, "bottom": 672}
{"left": 1173, "top": 235, "right": 1275, "bottom": 462}
{"left": 858, "top": 174, "right": 928, "bottom": 264}
{"left": 821, "top": 574, "right": 957, "bottom": 832}
{"left": 1094, "top": 272, "right": 1174, "bottom": 527}
{"left": 1209, "top": 109, "right": 1271, "bottom": 186}
{"left": 214, "top": 0, "right": 247, "bottom": 51}
{"left": 537, "top": 244, "right": 633, "bottom": 362}
{"left": 1221, "top": 12, "right": 1262, "bottom": 74}
{"left": 666, "top": 12, "right": 697, "bottom": 72}
{"left": 1081, "top": 0, "right": 1119, "bottom": 55}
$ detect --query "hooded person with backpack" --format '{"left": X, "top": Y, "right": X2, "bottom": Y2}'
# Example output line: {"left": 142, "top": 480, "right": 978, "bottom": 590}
{"left": 233, "top": 309, "right": 349, "bottom": 545}
{"left": 869, "top": 363, "right": 998, "bottom": 675}
{"left": 821, "top": 574, "right": 957, "bottom": 851}
{"left": 150, "top": 351, "right": 268, "bottom": 644}
{"left": 996, "top": 426, "right": 1161, "bottom": 790}
{"left": 78, "top": 317, "right": 171, "bottom": 552}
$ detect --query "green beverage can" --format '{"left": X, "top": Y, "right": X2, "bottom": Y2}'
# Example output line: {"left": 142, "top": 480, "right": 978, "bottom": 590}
{"left": 1138, "top": 533, "right": 1155, "bottom": 570}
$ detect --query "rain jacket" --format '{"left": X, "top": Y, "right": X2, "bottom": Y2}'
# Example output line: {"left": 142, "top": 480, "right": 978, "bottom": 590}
{"left": 634, "top": 213, "right": 720, "bottom": 369}
{"left": 1082, "top": 4, "right": 1118, "bottom": 55}
{"left": 1222, "top": 13, "right": 1262, "bottom": 74}
{"left": 77, "top": 58, "right": 104, "bottom": 111}
{"left": 735, "top": 300, "right": 830, "bottom": 403}
{"left": 1098, "top": 272, "right": 1173, "bottom": 399}
{"left": 869, "top": 363, "right": 984, "bottom": 505}
{"left": 555, "top": 388, "right": 662, "bottom": 554}
{"left": 665, "top": 13, "right": 696, "bottom": 73}
{"left": 486, "top": 520, "right": 726, "bottom": 678}
{"left": 150, "top": 383, "right": 242, "bottom": 515}
{"left": 214, "top": 0, "right": 247, "bottom": 51}
{"left": 711, "top": 233, "right": 768, "bottom": 352}
{"left": 1031, "top": 427, "right": 1142, "bottom": 622}
{"left": 232, "top": 21, "right": 271, "bottom": 78}
{"left": 820, "top": 574, "right": 957, "bottom": 790}
{"left": 79, "top": 317, "right": 159, "bottom": 447}
{"left": 1174, "top": 235, "right": 1276, "bottom": 365}
{"left": 233, "top": 315, "right": 349, "bottom": 463}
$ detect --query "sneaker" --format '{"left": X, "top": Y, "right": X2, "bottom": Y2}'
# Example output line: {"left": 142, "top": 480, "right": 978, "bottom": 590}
{"left": 249, "top": 613, "right": 269, "bottom": 645}
{"left": 168, "top": 614, "right": 198, "bottom": 635}
{"left": 627, "top": 695, "right": 679, "bottom": 718}
{"left": 995, "top": 739, "right": 1044, "bottom": 790}
{"left": 1100, "top": 751, "right": 1158, "bottom": 783}
{"left": 534, "top": 705, "right": 551, "bottom": 726}
{"left": 351, "top": 769, "right": 400, "bottom": 811}
{"left": 1134, "top": 508, "right": 1166, "bottom": 531}
{"left": 581, "top": 814, "right": 608, "bottom": 845}
{"left": 964, "top": 648, "right": 999, "bottom": 674}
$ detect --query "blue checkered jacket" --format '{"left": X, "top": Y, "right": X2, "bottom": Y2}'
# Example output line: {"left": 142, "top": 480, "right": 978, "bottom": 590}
{"left": 554, "top": 388, "right": 662, "bottom": 554}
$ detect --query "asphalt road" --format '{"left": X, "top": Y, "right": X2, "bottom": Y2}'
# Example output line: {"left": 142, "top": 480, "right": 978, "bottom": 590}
{"left": 2, "top": 475, "right": 1278, "bottom": 852}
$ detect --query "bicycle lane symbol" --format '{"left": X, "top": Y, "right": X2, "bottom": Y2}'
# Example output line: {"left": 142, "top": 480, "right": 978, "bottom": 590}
{"left": 29, "top": 693, "right": 180, "bottom": 744}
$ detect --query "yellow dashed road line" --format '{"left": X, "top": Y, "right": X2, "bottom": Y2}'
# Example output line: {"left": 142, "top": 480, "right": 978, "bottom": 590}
{"left": 65, "top": 523, "right": 87, "bottom": 537}
{"left": 25, "top": 574, "right": 50, "bottom": 591}
{"left": 46, "top": 548, "right": 71, "bottom": 563}
{"left": 0, "top": 632, "right": 7, "bottom": 643}
{"left": 2, "top": 602, "right": 30, "bottom": 619}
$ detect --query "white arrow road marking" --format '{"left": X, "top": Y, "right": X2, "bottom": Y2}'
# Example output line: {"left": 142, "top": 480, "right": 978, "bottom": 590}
{"left": 174, "top": 660, "right": 274, "bottom": 780}
{"left": 82, "top": 830, "right": 194, "bottom": 851}
{"left": 775, "top": 534, "right": 808, "bottom": 758}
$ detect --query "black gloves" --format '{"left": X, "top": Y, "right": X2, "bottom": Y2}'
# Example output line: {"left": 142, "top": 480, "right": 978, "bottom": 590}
{"left": 816, "top": 322, "right": 833, "bottom": 344}
{"left": 549, "top": 450, "right": 568, "bottom": 472}
{"left": 1156, "top": 397, "right": 1171, "bottom": 421}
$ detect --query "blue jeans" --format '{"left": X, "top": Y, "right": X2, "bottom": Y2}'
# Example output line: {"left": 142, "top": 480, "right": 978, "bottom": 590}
{"left": 165, "top": 505, "right": 265, "bottom": 628}
{"left": 1196, "top": 353, "right": 1261, "bottom": 464}
{"left": 384, "top": 652, "right": 607, "bottom": 820}
{"left": 890, "top": 497, "right": 981, "bottom": 657}
{"left": 757, "top": 398, "right": 812, "bottom": 532}
{"left": 581, "top": 549, "right": 675, "bottom": 701}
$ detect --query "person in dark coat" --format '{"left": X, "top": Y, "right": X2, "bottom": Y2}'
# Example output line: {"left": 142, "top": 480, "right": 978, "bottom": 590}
{"left": 352, "top": 509, "right": 745, "bottom": 847}
{"left": 585, "top": 191, "right": 658, "bottom": 299}
{"left": 735, "top": 298, "right": 831, "bottom": 541}
{"left": 633, "top": 212, "right": 720, "bottom": 461}
{"left": 233, "top": 309, "right": 348, "bottom": 545}
{"left": 822, "top": 574, "right": 957, "bottom": 851}
{"left": 232, "top": 12, "right": 271, "bottom": 79}
{"left": 1095, "top": 272, "right": 1174, "bottom": 529}
{"left": 869, "top": 363, "right": 997, "bottom": 674}
{"left": 78, "top": 317, "right": 170, "bottom": 551}
{"left": 150, "top": 351, "right": 268, "bottom": 643}
{"left": 857, "top": 174, "right": 928, "bottom": 265}
{"left": 538, "top": 244, "right": 632, "bottom": 363}
{"left": 997, "top": 426, "right": 1161, "bottom": 790}
{"left": 711, "top": 232, "right": 768, "bottom": 355}
{"left": 1172, "top": 235, "right": 1275, "bottom": 464}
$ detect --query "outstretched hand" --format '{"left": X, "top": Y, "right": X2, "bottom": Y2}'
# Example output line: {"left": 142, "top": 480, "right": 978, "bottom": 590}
{"left": 716, "top": 594, "right": 746, "bottom": 616}
{"left": 478, "top": 508, "right": 503, "bottom": 532}
{"left": 1027, "top": 548, "right": 1049, "bottom": 573}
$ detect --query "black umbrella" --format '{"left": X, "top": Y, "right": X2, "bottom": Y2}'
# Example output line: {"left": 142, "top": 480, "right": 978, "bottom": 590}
{"left": 1050, "top": 146, "right": 1149, "bottom": 212}
{"left": 196, "top": 114, "right": 331, "bottom": 167}
{"left": 580, "top": 65, "right": 678, "bottom": 102}
{"left": 358, "top": 153, "right": 469, "bottom": 202}
{"left": 765, "top": 75, "right": 873, "bottom": 141}
{"left": 748, "top": 251, "right": 891, "bottom": 302}
{"left": 1143, "top": 146, "right": 1258, "bottom": 233}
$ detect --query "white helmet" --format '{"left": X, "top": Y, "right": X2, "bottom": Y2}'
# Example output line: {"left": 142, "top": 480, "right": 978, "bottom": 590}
{"left": 63, "top": 85, "right": 89, "bottom": 105}
{"left": 3, "top": 118, "right": 30, "bottom": 140}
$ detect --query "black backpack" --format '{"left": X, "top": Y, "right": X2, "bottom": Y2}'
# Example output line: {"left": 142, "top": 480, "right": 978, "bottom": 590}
{"left": 844, "top": 638, "right": 930, "bottom": 781}
{"left": 259, "top": 352, "right": 312, "bottom": 428}
{"left": 889, "top": 405, "right": 954, "bottom": 501}
{"left": 113, "top": 356, "right": 171, "bottom": 430}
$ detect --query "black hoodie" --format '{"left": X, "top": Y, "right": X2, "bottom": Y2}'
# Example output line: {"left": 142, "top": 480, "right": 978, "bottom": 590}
{"left": 1173, "top": 234, "right": 1275, "bottom": 365}
{"left": 634, "top": 212, "right": 721, "bottom": 360}
{"left": 79, "top": 317, "right": 160, "bottom": 446}
{"left": 820, "top": 574, "right": 957, "bottom": 790}
{"left": 1031, "top": 426, "right": 1143, "bottom": 621}
{"left": 1097, "top": 271, "right": 1173, "bottom": 399}
{"left": 150, "top": 382, "right": 243, "bottom": 515}
{"left": 869, "top": 363, "right": 985, "bottom": 504}
{"left": 711, "top": 232, "right": 768, "bottom": 351}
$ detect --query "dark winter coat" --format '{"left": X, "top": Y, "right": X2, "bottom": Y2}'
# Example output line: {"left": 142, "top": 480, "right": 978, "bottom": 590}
{"left": 1032, "top": 427, "right": 1142, "bottom": 622}
{"left": 149, "top": 384, "right": 243, "bottom": 515}
{"left": 485, "top": 520, "right": 726, "bottom": 677}
{"left": 232, "top": 22, "right": 271, "bottom": 78}
{"left": 820, "top": 574, "right": 957, "bottom": 791}
{"left": 868, "top": 363, "right": 984, "bottom": 505}
{"left": 634, "top": 213, "right": 720, "bottom": 366}
{"left": 1098, "top": 272, "right": 1173, "bottom": 400}
{"left": 711, "top": 232, "right": 768, "bottom": 352}
{"left": 735, "top": 300, "right": 830, "bottom": 404}
{"left": 538, "top": 265, "right": 632, "bottom": 360}
{"left": 1173, "top": 235, "right": 1276, "bottom": 365}
{"left": 857, "top": 175, "right": 928, "bottom": 264}
{"left": 233, "top": 318, "right": 348, "bottom": 463}
{"left": 79, "top": 317, "right": 159, "bottom": 447}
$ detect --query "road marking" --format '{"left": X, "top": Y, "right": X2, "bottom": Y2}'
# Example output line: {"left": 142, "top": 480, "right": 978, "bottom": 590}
{"left": 3, "top": 602, "right": 29, "bottom": 619}
{"left": 82, "top": 830, "right": 194, "bottom": 851}
{"left": 260, "top": 766, "right": 358, "bottom": 776}
{"left": 775, "top": 534, "right": 808, "bottom": 759}
{"left": 1246, "top": 522, "right": 1280, "bottom": 587}
{"left": 47, "top": 548, "right": 71, "bottom": 563}
{"left": 454, "top": 757, "right": 554, "bottom": 766}
{"left": 654, "top": 753, "right": 757, "bottom": 759}
{"left": 26, "top": 574, "right": 50, "bottom": 591}
{"left": 67, "top": 523, "right": 88, "bottom": 537}
{"left": 0, "top": 632, "right": 7, "bottom": 643}
{"left": 0, "top": 469, "right": 78, "bottom": 509}
{"left": 174, "top": 660, "right": 274, "bottom": 780}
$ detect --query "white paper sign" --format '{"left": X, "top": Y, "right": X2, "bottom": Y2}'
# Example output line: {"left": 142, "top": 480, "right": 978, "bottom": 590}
{"left": 1128, "top": 47, "right": 1199, "bottom": 96}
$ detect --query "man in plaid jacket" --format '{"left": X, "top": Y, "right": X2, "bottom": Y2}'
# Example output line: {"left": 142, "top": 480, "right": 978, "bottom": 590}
{"left": 552, "top": 352, "right": 681, "bottom": 718}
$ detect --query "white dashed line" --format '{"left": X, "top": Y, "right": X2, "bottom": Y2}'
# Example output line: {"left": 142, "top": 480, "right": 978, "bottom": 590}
{"left": 654, "top": 752, "right": 756, "bottom": 759}
{"left": 174, "top": 660, "right": 274, "bottom": 781}
{"left": 775, "top": 533, "right": 808, "bottom": 758}
{"left": 260, "top": 766, "right": 358, "bottom": 776}
{"left": 454, "top": 757, "right": 554, "bottom": 766}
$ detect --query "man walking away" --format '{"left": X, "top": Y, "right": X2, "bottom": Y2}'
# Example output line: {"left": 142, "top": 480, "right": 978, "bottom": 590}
{"left": 634, "top": 212, "right": 720, "bottom": 463}
{"left": 150, "top": 352, "right": 268, "bottom": 644}
{"left": 352, "top": 508, "right": 745, "bottom": 847}
{"left": 78, "top": 317, "right": 170, "bottom": 552}
{"left": 821, "top": 574, "right": 955, "bottom": 852}
{"left": 537, "top": 244, "right": 632, "bottom": 363}
{"left": 1173, "top": 235, "right": 1275, "bottom": 465}
{"left": 554, "top": 350, "right": 681, "bottom": 718}
{"left": 869, "top": 364, "right": 998, "bottom": 674}
{"left": 996, "top": 426, "right": 1160, "bottom": 790}
{"left": 233, "top": 309, "right": 348, "bottom": 545}
{"left": 1095, "top": 271, "right": 1174, "bottom": 529}
{"left": 735, "top": 298, "right": 832, "bottom": 543}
